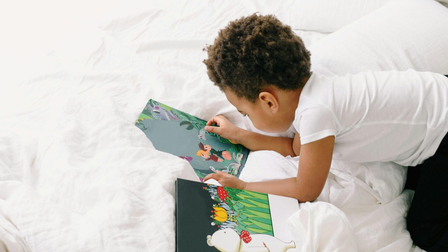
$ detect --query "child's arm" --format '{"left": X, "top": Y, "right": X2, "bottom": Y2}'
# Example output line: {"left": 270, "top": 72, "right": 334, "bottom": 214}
{"left": 204, "top": 136, "right": 334, "bottom": 202}
{"left": 205, "top": 115, "right": 300, "bottom": 157}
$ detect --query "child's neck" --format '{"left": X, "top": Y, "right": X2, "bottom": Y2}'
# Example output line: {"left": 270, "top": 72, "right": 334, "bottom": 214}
{"left": 285, "top": 75, "right": 309, "bottom": 108}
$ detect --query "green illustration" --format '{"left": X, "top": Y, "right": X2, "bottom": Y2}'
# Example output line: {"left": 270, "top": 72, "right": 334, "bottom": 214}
{"left": 204, "top": 184, "right": 273, "bottom": 236}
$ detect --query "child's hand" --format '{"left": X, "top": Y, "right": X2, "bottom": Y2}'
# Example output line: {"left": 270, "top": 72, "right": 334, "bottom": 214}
{"left": 205, "top": 115, "right": 245, "bottom": 144}
{"left": 204, "top": 171, "right": 247, "bottom": 190}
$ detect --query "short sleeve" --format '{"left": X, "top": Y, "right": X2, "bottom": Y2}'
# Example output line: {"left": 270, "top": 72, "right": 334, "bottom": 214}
{"left": 293, "top": 103, "right": 338, "bottom": 145}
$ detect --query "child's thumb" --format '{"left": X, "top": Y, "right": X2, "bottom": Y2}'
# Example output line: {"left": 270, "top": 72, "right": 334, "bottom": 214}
{"left": 205, "top": 125, "right": 217, "bottom": 133}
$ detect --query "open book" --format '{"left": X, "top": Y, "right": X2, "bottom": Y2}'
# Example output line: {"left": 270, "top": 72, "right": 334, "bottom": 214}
{"left": 135, "top": 99, "right": 249, "bottom": 181}
{"left": 175, "top": 178, "right": 299, "bottom": 251}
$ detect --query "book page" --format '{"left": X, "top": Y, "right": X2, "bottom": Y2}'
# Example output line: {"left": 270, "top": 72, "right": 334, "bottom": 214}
{"left": 269, "top": 194, "right": 300, "bottom": 242}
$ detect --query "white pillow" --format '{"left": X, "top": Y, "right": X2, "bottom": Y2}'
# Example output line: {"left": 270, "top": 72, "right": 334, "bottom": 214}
{"left": 309, "top": 0, "right": 448, "bottom": 75}
{"left": 247, "top": 0, "right": 393, "bottom": 33}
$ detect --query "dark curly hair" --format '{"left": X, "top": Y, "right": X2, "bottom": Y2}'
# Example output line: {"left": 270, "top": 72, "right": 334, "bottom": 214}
{"left": 203, "top": 13, "right": 311, "bottom": 102}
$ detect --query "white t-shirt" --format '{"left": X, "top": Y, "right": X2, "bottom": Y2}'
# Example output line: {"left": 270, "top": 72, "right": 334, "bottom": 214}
{"left": 293, "top": 70, "right": 448, "bottom": 166}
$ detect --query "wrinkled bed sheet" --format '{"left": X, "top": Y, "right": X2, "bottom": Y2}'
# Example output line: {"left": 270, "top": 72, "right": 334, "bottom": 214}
{"left": 0, "top": 0, "right": 430, "bottom": 251}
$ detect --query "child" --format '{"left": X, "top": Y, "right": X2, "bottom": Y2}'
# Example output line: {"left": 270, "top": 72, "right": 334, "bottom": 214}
{"left": 202, "top": 13, "right": 448, "bottom": 251}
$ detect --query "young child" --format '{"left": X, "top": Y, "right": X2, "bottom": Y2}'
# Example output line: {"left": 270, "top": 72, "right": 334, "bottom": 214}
{"left": 202, "top": 13, "right": 448, "bottom": 251}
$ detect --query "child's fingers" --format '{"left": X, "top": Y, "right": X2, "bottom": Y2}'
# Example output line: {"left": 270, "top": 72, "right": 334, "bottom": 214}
{"left": 205, "top": 125, "right": 220, "bottom": 134}
{"left": 206, "top": 118, "right": 216, "bottom": 126}
{"left": 206, "top": 114, "right": 229, "bottom": 126}
{"left": 204, "top": 170, "right": 222, "bottom": 182}
{"left": 203, "top": 173, "right": 214, "bottom": 182}
{"left": 206, "top": 116, "right": 221, "bottom": 126}
{"left": 215, "top": 170, "right": 225, "bottom": 176}
{"left": 205, "top": 116, "right": 224, "bottom": 133}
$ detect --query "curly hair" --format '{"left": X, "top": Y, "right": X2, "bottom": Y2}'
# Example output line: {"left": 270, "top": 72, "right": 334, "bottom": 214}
{"left": 203, "top": 13, "right": 311, "bottom": 102}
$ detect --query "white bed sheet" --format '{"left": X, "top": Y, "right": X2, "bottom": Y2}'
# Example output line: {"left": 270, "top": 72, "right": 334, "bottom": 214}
{"left": 1, "top": 0, "right": 440, "bottom": 251}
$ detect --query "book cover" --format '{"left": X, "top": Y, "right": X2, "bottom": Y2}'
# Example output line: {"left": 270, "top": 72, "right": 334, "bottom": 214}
{"left": 175, "top": 178, "right": 299, "bottom": 252}
{"left": 135, "top": 99, "right": 249, "bottom": 181}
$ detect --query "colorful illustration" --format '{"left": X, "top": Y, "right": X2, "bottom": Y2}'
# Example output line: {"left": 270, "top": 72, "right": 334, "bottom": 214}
{"left": 197, "top": 143, "right": 232, "bottom": 163}
{"left": 204, "top": 184, "right": 274, "bottom": 235}
{"left": 207, "top": 228, "right": 296, "bottom": 252}
{"left": 204, "top": 183, "right": 296, "bottom": 252}
{"left": 135, "top": 99, "right": 249, "bottom": 180}
{"left": 175, "top": 179, "right": 298, "bottom": 252}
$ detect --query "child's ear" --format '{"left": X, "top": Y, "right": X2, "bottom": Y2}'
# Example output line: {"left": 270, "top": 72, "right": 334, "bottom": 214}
{"left": 259, "top": 92, "right": 279, "bottom": 113}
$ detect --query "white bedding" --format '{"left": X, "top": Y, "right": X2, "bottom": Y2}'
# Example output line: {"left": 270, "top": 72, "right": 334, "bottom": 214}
{"left": 2, "top": 0, "right": 448, "bottom": 251}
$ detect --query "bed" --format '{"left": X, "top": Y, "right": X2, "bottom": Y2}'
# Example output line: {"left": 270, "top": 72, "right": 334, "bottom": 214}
{"left": 1, "top": 0, "right": 448, "bottom": 251}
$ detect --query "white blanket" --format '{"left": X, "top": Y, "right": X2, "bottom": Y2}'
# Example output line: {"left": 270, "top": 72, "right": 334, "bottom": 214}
{"left": 2, "top": 0, "right": 445, "bottom": 251}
